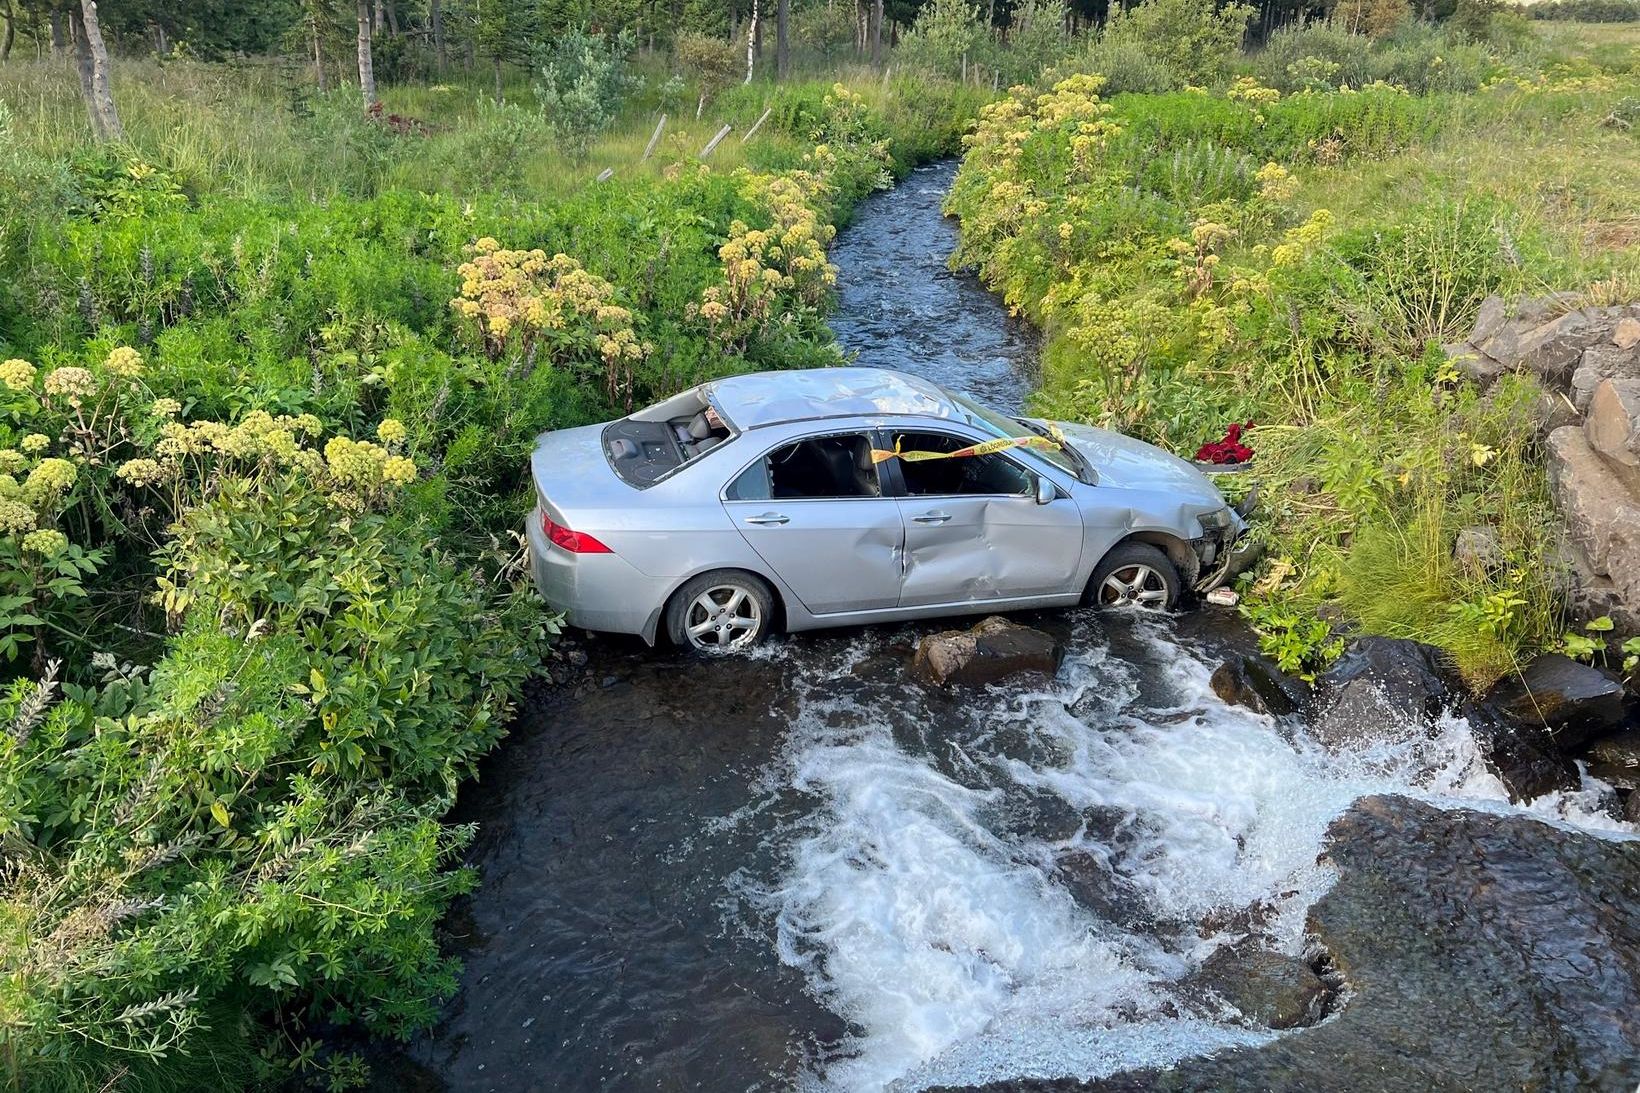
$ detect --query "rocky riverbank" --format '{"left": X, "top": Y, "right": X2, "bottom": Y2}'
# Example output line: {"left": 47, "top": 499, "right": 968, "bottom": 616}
{"left": 936, "top": 794, "right": 1640, "bottom": 1093}
{"left": 1448, "top": 295, "right": 1640, "bottom": 631}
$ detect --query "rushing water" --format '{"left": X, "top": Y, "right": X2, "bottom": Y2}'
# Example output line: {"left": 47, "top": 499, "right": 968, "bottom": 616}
{"left": 407, "top": 162, "right": 1634, "bottom": 1093}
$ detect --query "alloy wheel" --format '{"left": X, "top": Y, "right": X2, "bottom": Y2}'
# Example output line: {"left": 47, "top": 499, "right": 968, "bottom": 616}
{"left": 683, "top": 585, "right": 763, "bottom": 651}
{"left": 1098, "top": 564, "right": 1170, "bottom": 609}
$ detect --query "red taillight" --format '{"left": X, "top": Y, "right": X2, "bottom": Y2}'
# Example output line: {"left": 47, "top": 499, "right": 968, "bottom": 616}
{"left": 541, "top": 510, "right": 613, "bottom": 554}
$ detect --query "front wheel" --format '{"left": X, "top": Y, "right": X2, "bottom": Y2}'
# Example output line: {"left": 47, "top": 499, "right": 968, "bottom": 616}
{"left": 1087, "top": 542, "right": 1181, "bottom": 611}
{"left": 665, "top": 569, "right": 775, "bottom": 653}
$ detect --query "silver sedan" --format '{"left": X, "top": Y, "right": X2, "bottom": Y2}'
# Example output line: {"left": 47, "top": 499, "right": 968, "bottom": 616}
{"left": 527, "top": 368, "right": 1246, "bottom": 651}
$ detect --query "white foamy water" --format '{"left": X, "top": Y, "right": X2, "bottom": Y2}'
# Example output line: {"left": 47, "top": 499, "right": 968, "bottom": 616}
{"left": 728, "top": 615, "right": 1635, "bottom": 1093}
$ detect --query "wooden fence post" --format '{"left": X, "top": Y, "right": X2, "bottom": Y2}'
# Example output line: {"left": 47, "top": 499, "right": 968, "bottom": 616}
{"left": 699, "top": 124, "right": 733, "bottom": 158}
{"left": 642, "top": 113, "right": 667, "bottom": 160}
{"left": 740, "top": 107, "right": 772, "bottom": 144}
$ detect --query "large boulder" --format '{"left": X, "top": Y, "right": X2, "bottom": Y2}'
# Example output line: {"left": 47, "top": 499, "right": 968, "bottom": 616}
{"left": 910, "top": 616, "right": 1062, "bottom": 687}
{"left": 1183, "top": 944, "right": 1331, "bottom": 1030}
{"left": 1209, "top": 654, "right": 1310, "bottom": 718}
{"left": 1511, "top": 309, "right": 1608, "bottom": 386}
{"left": 1586, "top": 377, "right": 1640, "bottom": 494}
{"left": 1546, "top": 426, "right": 1640, "bottom": 633}
{"left": 1310, "top": 637, "right": 1455, "bottom": 749}
{"left": 1483, "top": 653, "right": 1629, "bottom": 753}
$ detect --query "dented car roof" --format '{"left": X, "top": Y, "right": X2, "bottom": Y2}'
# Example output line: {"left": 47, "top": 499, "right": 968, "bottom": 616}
{"left": 704, "top": 367, "right": 959, "bottom": 429}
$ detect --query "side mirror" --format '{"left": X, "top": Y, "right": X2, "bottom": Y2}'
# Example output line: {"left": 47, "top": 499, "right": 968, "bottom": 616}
{"left": 1035, "top": 476, "right": 1056, "bottom": 505}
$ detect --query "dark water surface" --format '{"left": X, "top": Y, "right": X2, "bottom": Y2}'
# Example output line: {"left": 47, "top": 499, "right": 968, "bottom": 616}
{"left": 405, "top": 163, "right": 1636, "bottom": 1093}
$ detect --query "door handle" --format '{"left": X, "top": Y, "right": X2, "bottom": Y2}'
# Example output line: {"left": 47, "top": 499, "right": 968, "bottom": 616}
{"left": 912, "top": 511, "right": 952, "bottom": 524}
{"left": 745, "top": 512, "right": 789, "bottom": 526}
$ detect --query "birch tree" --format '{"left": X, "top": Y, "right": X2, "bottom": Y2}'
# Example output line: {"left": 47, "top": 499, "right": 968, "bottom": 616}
{"left": 356, "top": 0, "right": 376, "bottom": 105}
{"left": 73, "top": 0, "right": 123, "bottom": 141}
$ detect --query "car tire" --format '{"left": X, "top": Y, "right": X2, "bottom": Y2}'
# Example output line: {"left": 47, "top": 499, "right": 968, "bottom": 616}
{"left": 665, "top": 569, "right": 775, "bottom": 653}
{"left": 1086, "top": 542, "right": 1181, "bottom": 611}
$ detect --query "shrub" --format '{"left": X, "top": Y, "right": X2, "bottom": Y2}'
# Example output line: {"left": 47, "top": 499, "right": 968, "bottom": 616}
{"left": 1102, "top": 0, "right": 1255, "bottom": 86}
{"left": 675, "top": 32, "right": 742, "bottom": 117}
{"left": 896, "top": 0, "right": 990, "bottom": 80}
{"left": 535, "top": 28, "right": 640, "bottom": 160}
{"left": 1055, "top": 33, "right": 1182, "bottom": 93}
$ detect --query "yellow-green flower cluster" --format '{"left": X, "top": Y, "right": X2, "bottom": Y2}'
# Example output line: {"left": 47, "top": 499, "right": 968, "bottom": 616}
{"left": 20, "top": 434, "right": 49, "bottom": 454}
{"left": 116, "top": 457, "right": 166, "bottom": 488}
{"left": 0, "top": 499, "right": 35, "bottom": 534}
{"left": 150, "top": 398, "right": 182, "bottom": 418}
{"left": 449, "top": 244, "right": 650, "bottom": 374}
{"left": 1271, "top": 209, "right": 1334, "bottom": 268}
{"left": 0, "top": 450, "right": 24, "bottom": 475}
{"left": 42, "top": 366, "right": 96, "bottom": 405}
{"left": 376, "top": 418, "right": 407, "bottom": 446}
{"left": 1227, "top": 77, "right": 1281, "bottom": 106}
{"left": 22, "top": 459, "right": 77, "bottom": 505}
{"left": 1255, "top": 162, "right": 1298, "bottom": 205}
{"left": 104, "top": 346, "right": 145, "bottom": 379}
{"left": 0, "top": 359, "right": 36, "bottom": 392}
{"left": 21, "top": 528, "right": 68, "bottom": 557}
{"left": 323, "top": 436, "right": 418, "bottom": 491}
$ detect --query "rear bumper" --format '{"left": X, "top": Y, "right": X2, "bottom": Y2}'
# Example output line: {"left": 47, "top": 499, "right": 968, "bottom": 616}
{"left": 528, "top": 507, "right": 669, "bottom": 642}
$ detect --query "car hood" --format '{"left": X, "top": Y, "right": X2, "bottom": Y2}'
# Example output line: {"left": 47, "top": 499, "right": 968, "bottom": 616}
{"left": 1052, "top": 422, "right": 1224, "bottom": 504}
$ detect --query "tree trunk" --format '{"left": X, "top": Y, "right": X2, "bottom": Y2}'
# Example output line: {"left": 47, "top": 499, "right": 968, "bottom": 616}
{"left": 492, "top": 56, "right": 501, "bottom": 100}
{"left": 76, "top": 1, "right": 121, "bottom": 141}
{"left": 776, "top": 0, "right": 789, "bottom": 79}
{"left": 430, "top": 0, "right": 444, "bottom": 73}
{"left": 744, "top": 0, "right": 757, "bottom": 84}
{"left": 384, "top": 0, "right": 399, "bottom": 35}
{"left": 356, "top": 0, "right": 376, "bottom": 106}
{"left": 1, "top": 0, "right": 14, "bottom": 63}
{"left": 72, "top": 9, "right": 97, "bottom": 136}
{"left": 373, "top": 0, "right": 384, "bottom": 33}
{"left": 49, "top": 8, "right": 65, "bottom": 56}
{"left": 869, "top": 0, "right": 882, "bottom": 66}
{"left": 311, "top": 12, "right": 327, "bottom": 90}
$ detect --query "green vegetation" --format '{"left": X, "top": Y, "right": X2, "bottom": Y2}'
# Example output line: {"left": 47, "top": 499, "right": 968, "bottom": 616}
{"left": 945, "top": 18, "right": 1639, "bottom": 685}
{"left": 0, "top": 31, "right": 988, "bottom": 1087}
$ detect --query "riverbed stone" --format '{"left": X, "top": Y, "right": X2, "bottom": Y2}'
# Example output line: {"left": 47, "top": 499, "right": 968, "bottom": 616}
{"left": 1310, "top": 637, "right": 1455, "bottom": 748}
{"left": 910, "top": 616, "right": 1062, "bottom": 688}
{"left": 1484, "top": 653, "right": 1628, "bottom": 752}
{"left": 1209, "top": 654, "right": 1309, "bottom": 717}
{"left": 1184, "top": 944, "right": 1330, "bottom": 1030}
{"left": 1459, "top": 700, "right": 1579, "bottom": 801}
{"left": 940, "top": 795, "right": 1640, "bottom": 1093}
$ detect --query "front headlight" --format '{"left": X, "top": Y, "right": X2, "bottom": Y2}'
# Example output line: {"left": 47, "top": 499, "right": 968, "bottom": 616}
{"left": 1197, "top": 506, "right": 1233, "bottom": 531}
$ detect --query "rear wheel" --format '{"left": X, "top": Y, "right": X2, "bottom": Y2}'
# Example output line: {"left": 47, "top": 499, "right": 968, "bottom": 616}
{"left": 1087, "top": 542, "right": 1181, "bottom": 611}
{"left": 665, "top": 569, "right": 775, "bottom": 653}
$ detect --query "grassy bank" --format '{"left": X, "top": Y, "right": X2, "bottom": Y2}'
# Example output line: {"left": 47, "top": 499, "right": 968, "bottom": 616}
{"left": 945, "top": 20, "right": 1639, "bottom": 685}
{"left": 0, "top": 62, "right": 985, "bottom": 1090}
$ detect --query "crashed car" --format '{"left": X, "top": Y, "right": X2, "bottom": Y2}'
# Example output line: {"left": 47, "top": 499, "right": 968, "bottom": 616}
{"left": 527, "top": 367, "right": 1247, "bottom": 651}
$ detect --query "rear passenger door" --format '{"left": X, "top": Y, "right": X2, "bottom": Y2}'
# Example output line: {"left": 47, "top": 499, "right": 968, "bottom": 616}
{"left": 886, "top": 429, "right": 1084, "bottom": 607}
{"left": 721, "top": 430, "right": 904, "bottom": 615}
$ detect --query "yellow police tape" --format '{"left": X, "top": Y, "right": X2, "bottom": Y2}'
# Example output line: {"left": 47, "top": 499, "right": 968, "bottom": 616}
{"left": 869, "top": 424, "right": 1070, "bottom": 465}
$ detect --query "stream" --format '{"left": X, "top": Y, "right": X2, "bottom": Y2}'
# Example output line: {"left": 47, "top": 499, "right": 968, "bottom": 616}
{"left": 406, "top": 161, "right": 1638, "bottom": 1093}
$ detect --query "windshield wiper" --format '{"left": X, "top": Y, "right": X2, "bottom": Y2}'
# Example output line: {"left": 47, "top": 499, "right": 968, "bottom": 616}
{"left": 1016, "top": 417, "right": 1092, "bottom": 483}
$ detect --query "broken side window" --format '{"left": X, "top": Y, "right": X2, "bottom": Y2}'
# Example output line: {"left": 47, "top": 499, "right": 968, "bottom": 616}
{"left": 893, "top": 431, "right": 1033, "bottom": 497}
{"left": 732, "top": 433, "right": 881, "bottom": 500}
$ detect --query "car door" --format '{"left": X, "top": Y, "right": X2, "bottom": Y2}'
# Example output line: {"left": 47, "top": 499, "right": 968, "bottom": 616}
{"left": 886, "top": 428, "right": 1084, "bottom": 607}
{"left": 721, "top": 429, "right": 904, "bottom": 615}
